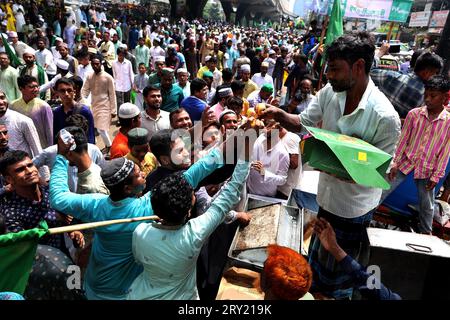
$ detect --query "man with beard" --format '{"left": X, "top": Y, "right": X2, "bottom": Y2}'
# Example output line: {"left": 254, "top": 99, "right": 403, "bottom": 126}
{"left": 0, "top": 52, "right": 20, "bottom": 101}
{"left": 18, "top": 48, "right": 49, "bottom": 100}
{"left": 35, "top": 37, "right": 57, "bottom": 80}
{"left": 81, "top": 55, "right": 116, "bottom": 153}
{"left": 140, "top": 84, "right": 170, "bottom": 140}
{"left": 262, "top": 31, "right": 401, "bottom": 299}
{"left": 240, "top": 64, "right": 258, "bottom": 99}
{"left": 282, "top": 78, "right": 315, "bottom": 114}
{"left": 159, "top": 68, "right": 184, "bottom": 113}
{"left": 251, "top": 61, "right": 274, "bottom": 90}
{"left": 0, "top": 89, "right": 42, "bottom": 159}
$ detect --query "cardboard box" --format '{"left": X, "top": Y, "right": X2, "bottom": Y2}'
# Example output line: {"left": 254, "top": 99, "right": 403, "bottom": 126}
{"left": 302, "top": 126, "right": 392, "bottom": 189}
{"left": 367, "top": 228, "right": 450, "bottom": 300}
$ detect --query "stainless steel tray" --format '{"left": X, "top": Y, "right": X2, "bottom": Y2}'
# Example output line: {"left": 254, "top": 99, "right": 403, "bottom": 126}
{"left": 227, "top": 195, "right": 304, "bottom": 271}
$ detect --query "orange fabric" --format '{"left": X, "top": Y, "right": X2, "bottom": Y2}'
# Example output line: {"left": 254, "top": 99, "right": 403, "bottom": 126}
{"left": 110, "top": 131, "right": 130, "bottom": 159}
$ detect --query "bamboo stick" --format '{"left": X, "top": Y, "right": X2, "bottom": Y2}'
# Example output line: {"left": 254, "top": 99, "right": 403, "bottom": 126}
{"left": 386, "top": 22, "right": 395, "bottom": 42}
{"left": 48, "top": 215, "right": 160, "bottom": 235}
{"left": 316, "top": 15, "right": 330, "bottom": 91}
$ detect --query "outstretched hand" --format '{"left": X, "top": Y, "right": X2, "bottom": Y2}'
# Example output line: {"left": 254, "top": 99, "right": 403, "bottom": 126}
{"left": 313, "top": 218, "right": 347, "bottom": 261}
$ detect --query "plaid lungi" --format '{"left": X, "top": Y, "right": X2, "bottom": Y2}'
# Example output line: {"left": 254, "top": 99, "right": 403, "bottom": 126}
{"left": 308, "top": 207, "right": 373, "bottom": 299}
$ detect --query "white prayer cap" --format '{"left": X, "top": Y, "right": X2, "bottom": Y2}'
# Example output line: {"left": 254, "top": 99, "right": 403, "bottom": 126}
{"left": 119, "top": 103, "right": 140, "bottom": 119}
{"left": 240, "top": 64, "right": 251, "bottom": 72}
{"left": 261, "top": 61, "right": 269, "bottom": 68}
{"left": 176, "top": 68, "right": 189, "bottom": 75}
{"left": 269, "top": 49, "right": 276, "bottom": 55}
{"left": 56, "top": 59, "right": 69, "bottom": 70}
{"left": 8, "top": 31, "right": 17, "bottom": 38}
{"left": 219, "top": 109, "right": 236, "bottom": 123}
{"left": 23, "top": 47, "right": 36, "bottom": 56}
{"left": 154, "top": 56, "right": 165, "bottom": 63}
{"left": 218, "top": 87, "right": 233, "bottom": 98}
{"left": 120, "top": 44, "right": 128, "bottom": 49}
{"left": 204, "top": 55, "right": 212, "bottom": 62}
{"left": 55, "top": 37, "right": 64, "bottom": 43}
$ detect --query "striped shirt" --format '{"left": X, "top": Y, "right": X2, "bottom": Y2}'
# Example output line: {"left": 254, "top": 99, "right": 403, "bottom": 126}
{"left": 392, "top": 106, "right": 450, "bottom": 183}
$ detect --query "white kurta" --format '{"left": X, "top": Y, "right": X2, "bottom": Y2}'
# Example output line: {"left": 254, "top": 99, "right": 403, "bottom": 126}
{"left": 81, "top": 71, "right": 117, "bottom": 131}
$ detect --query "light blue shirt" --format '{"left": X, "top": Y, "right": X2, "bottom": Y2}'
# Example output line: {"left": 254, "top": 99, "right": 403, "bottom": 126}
{"left": 299, "top": 80, "right": 401, "bottom": 218}
{"left": 226, "top": 47, "right": 238, "bottom": 69}
{"left": 127, "top": 160, "right": 250, "bottom": 300}
{"left": 49, "top": 148, "right": 224, "bottom": 300}
{"left": 135, "top": 45, "right": 150, "bottom": 69}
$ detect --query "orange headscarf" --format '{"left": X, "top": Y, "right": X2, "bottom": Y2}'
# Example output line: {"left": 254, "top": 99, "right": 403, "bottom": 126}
{"left": 263, "top": 244, "right": 313, "bottom": 300}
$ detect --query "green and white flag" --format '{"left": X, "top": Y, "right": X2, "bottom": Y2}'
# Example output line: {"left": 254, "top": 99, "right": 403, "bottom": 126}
{"left": 1, "top": 33, "right": 21, "bottom": 68}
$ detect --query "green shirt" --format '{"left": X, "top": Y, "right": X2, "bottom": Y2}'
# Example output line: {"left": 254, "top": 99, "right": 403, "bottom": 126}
{"left": 147, "top": 72, "right": 162, "bottom": 86}
{"left": 0, "top": 66, "right": 21, "bottom": 101}
{"left": 159, "top": 84, "right": 184, "bottom": 113}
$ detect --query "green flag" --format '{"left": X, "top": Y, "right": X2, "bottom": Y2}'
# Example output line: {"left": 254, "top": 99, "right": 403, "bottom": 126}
{"left": 1, "top": 33, "right": 21, "bottom": 68}
{"left": 325, "top": 0, "right": 344, "bottom": 46}
{"left": 0, "top": 221, "right": 48, "bottom": 294}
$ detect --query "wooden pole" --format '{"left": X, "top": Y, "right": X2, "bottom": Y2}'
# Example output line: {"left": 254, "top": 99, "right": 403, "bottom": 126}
{"left": 317, "top": 16, "right": 330, "bottom": 91}
{"left": 48, "top": 216, "right": 159, "bottom": 235}
{"left": 386, "top": 22, "right": 395, "bottom": 42}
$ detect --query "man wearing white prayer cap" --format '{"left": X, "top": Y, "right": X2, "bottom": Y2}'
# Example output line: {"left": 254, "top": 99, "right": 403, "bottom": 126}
{"left": 18, "top": 47, "right": 50, "bottom": 100}
{"left": 240, "top": 64, "right": 258, "bottom": 98}
{"left": 55, "top": 59, "right": 74, "bottom": 78}
{"left": 263, "top": 50, "right": 277, "bottom": 77}
{"left": 148, "top": 56, "right": 166, "bottom": 86}
{"left": 211, "top": 87, "right": 233, "bottom": 120}
{"left": 9, "top": 31, "right": 30, "bottom": 64}
{"left": 51, "top": 37, "right": 63, "bottom": 60}
{"left": 176, "top": 68, "right": 191, "bottom": 97}
{"left": 251, "top": 61, "right": 274, "bottom": 91}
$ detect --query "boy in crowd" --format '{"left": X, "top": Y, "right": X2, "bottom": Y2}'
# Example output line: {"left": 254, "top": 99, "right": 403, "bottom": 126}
{"left": 388, "top": 75, "right": 450, "bottom": 234}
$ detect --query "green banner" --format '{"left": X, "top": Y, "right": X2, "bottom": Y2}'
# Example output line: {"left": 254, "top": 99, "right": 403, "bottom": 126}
{"left": 303, "top": 126, "right": 392, "bottom": 189}
{"left": 389, "top": 0, "right": 414, "bottom": 22}
{"left": 325, "top": 0, "right": 413, "bottom": 23}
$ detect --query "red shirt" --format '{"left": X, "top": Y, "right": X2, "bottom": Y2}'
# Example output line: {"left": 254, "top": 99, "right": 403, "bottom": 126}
{"left": 110, "top": 131, "right": 130, "bottom": 159}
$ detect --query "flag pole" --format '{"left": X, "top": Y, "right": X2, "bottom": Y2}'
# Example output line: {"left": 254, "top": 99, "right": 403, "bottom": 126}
{"left": 316, "top": 15, "right": 329, "bottom": 90}
{"left": 48, "top": 215, "right": 159, "bottom": 235}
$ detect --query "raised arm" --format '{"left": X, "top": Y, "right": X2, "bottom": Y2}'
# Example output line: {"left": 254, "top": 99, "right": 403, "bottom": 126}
{"left": 182, "top": 146, "right": 224, "bottom": 189}
{"left": 189, "top": 160, "right": 250, "bottom": 243}
{"left": 49, "top": 154, "right": 104, "bottom": 222}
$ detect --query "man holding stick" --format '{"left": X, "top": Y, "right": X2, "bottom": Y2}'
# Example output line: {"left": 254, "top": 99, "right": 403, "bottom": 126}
{"left": 50, "top": 129, "right": 230, "bottom": 300}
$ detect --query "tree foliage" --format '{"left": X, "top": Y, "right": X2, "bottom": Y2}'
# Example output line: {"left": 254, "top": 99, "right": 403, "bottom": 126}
{"left": 203, "top": 0, "right": 225, "bottom": 21}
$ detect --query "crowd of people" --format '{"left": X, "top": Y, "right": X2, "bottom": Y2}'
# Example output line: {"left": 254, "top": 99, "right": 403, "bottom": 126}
{"left": 0, "top": 1, "right": 450, "bottom": 301}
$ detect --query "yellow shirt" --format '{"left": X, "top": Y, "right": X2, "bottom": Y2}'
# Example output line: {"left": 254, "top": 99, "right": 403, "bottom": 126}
{"left": 197, "top": 65, "right": 210, "bottom": 79}
{"left": 243, "top": 80, "right": 258, "bottom": 99}
{"left": 126, "top": 152, "right": 157, "bottom": 178}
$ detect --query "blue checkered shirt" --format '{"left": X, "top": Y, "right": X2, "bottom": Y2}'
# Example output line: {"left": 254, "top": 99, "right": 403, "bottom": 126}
{"left": 370, "top": 69, "right": 424, "bottom": 118}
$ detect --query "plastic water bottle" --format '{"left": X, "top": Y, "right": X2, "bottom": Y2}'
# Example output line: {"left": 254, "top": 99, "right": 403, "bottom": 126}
{"left": 59, "top": 129, "right": 76, "bottom": 151}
